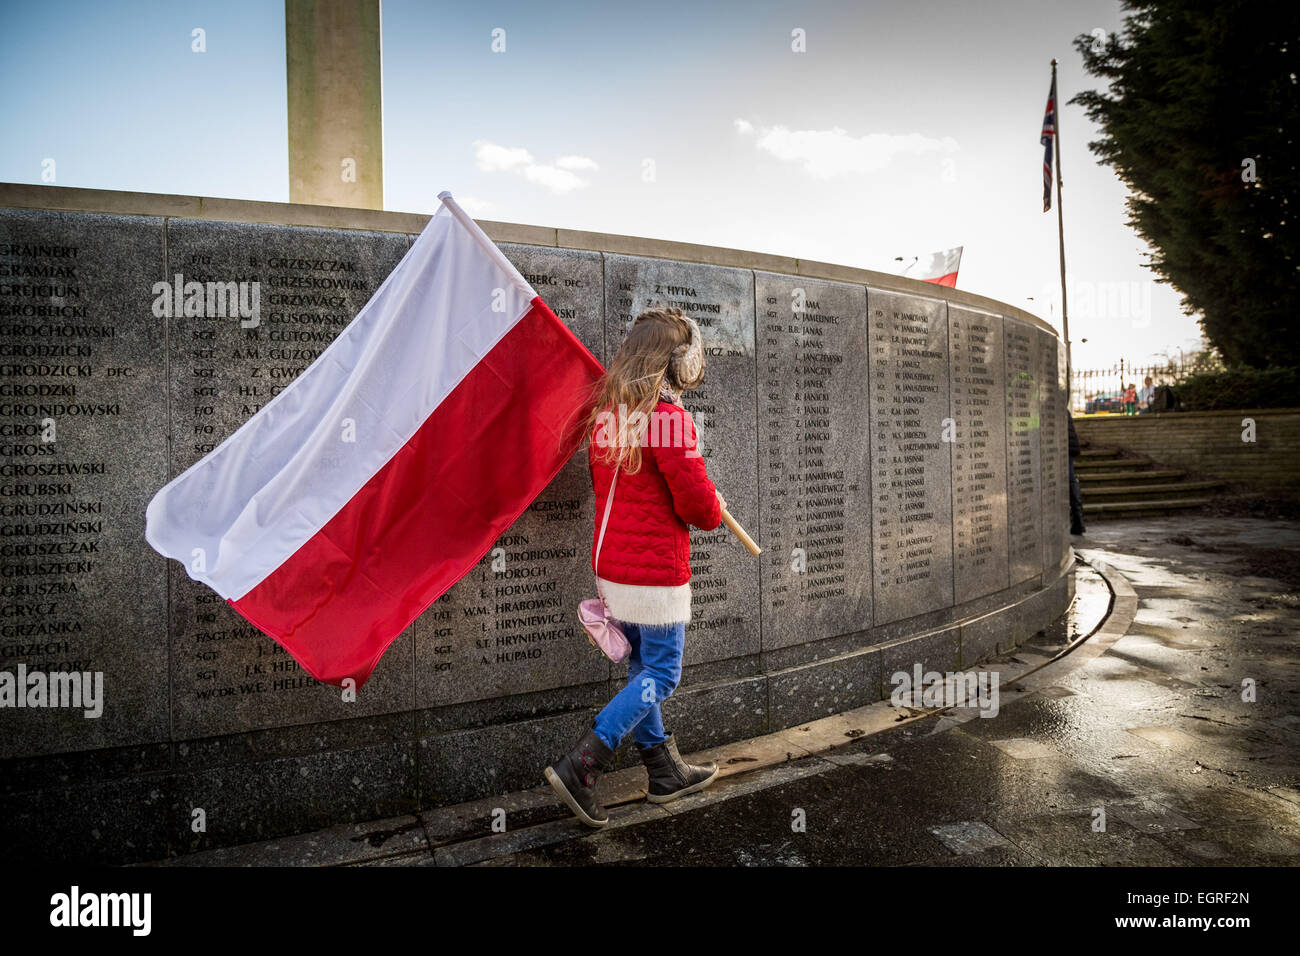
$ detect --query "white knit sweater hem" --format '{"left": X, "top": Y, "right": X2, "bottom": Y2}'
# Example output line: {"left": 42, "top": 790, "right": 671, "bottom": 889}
{"left": 596, "top": 577, "right": 692, "bottom": 625}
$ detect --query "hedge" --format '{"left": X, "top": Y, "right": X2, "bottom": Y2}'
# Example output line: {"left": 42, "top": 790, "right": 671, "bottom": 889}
{"left": 1172, "top": 366, "right": 1300, "bottom": 411}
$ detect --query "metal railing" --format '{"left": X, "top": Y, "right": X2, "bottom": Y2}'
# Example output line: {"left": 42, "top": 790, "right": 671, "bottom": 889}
{"left": 1071, "top": 356, "right": 1220, "bottom": 413}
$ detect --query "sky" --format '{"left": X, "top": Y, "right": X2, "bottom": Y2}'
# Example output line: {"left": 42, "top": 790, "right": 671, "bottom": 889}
{"left": 0, "top": 0, "right": 1207, "bottom": 375}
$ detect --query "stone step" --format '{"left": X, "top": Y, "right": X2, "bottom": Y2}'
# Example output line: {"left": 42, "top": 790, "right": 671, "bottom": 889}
{"left": 1077, "top": 446, "right": 1122, "bottom": 458}
{"left": 1077, "top": 468, "right": 1187, "bottom": 484}
{"left": 1074, "top": 456, "right": 1154, "bottom": 471}
{"left": 1083, "top": 497, "right": 1214, "bottom": 519}
{"left": 1082, "top": 480, "right": 1225, "bottom": 501}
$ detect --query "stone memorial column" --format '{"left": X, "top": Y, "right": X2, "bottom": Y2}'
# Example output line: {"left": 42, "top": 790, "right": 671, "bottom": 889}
{"left": 602, "top": 255, "right": 759, "bottom": 675}
{"left": 867, "top": 290, "right": 955, "bottom": 624}
{"left": 0, "top": 210, "right": 169, "bottom": 758}
{"left": 756, "top": 272, "right": 871, "bottom": 649}
{"left": 163, "top": 219, "right": 410, "bottom": 739}
{"left": 1003, "top": 318, "right": 1043, "bottom": 584}
{"left": 948, "top": 306, "right": 1010, "bottom": 605}
{"left": 414, "top": 245, "right": 607, "bottom": 710}
{"left": 286, "top": 0, "right": 384, "bottom": 209}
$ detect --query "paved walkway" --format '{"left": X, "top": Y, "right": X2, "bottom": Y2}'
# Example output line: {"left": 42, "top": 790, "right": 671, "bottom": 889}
{"left": 149, "top": 516, "right": 1300, "bottom": 867}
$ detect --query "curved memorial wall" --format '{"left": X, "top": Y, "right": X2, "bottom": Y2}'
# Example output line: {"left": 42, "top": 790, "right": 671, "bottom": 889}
{"left": 0, "top": 185, "right": 1072, "bottom": 861}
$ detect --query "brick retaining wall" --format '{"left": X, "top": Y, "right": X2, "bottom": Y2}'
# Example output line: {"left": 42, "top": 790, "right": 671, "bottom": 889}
{"left": 1074, "top": 408, "right": 1300, "bottom": 492}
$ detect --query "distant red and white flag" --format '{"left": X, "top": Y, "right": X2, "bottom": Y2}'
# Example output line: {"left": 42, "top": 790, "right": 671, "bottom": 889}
{"left": 146, "top": 192, "right": 603, "bottom": 688}
{"left": 902, "top": 246, "right": 962, "bottom": 287}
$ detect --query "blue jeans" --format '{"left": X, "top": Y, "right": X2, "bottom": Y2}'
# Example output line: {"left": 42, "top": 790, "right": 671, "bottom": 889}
{"left": 593, "top": 620, "right": 686, "bottom": 750}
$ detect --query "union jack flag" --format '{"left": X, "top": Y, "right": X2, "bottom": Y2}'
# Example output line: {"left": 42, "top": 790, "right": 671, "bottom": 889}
{"left": 1041, "top": 74, "right": 1056, "bottom": 212}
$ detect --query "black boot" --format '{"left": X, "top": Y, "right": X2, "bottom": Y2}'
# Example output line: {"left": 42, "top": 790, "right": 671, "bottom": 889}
{"left": 636, "top": 732, "right": 718, "bottom": 804}
{"left": 544, "top": 727, "right": 616, "bottom": 827}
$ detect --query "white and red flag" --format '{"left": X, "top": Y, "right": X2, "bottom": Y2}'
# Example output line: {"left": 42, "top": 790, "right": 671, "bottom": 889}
{"left": 146, "top": 192, "right": 603, "bottom": 689}
{"left": 902, "top": 246, "right": 962, "bottom": 287}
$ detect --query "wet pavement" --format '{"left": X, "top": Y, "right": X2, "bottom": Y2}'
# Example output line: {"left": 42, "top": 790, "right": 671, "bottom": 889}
{"left": 477, "top": 517, "right": 1300, "bottom": 866}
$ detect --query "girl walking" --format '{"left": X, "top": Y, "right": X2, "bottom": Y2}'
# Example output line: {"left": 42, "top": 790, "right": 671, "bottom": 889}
{"left": 545, "top": 307, "right": 724, "bottom": 827}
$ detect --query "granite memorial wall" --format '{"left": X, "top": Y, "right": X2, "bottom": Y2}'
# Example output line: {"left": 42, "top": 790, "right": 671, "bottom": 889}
{"left": 0, "top": 189, "right": 1072, "bottom": 862}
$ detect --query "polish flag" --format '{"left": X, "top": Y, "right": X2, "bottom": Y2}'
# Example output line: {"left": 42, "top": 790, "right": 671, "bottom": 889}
{"left": 902, "top": 246, "right": 962, "bottom": 287}
{"left": 145, "top": 192, "right": 603, "bottom": 688}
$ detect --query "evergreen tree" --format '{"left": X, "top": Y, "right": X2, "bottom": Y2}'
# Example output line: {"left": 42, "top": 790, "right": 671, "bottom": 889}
{"left": 1072, "top": 1, "right": 1299, "bottom": 368}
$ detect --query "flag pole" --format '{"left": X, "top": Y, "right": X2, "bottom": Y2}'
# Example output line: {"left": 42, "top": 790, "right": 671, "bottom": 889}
{"left": 436, "top": 190, "right": 535, "bottom": 297}
{"left": 1051, "top": 59, "right": 1073, "bottom": 408}
{"left": 721, "top": 508, "right": 761, "bottom": 555}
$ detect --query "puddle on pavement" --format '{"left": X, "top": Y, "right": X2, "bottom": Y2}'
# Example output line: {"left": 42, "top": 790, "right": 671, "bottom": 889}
{"left": 1063, "top": 559, "right": 1110, "bottom": 646}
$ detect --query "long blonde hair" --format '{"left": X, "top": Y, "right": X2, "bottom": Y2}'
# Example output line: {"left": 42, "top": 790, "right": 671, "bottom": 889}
{"left": 586, "top": 308, "right": 704, "bottom": 474}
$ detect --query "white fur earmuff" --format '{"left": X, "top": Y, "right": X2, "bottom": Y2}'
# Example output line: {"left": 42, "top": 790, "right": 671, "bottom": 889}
{"left": 669, "top": 315, "right": 706, "bottom": 390}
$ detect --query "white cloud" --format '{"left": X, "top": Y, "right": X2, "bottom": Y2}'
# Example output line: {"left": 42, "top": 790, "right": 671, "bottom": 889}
{"left": 554, "top": 154, "right": 599, "bottom": 171}
{"left": 456, "top": 194, "right": 496, "bottom": 216}
{"left": 734, "top": 120, "right": 958, "bottom": 179}
{"left": 473, "top": 140, "right": 533, "bottom": 172}
{"left": 522, "top": 164, "right": 586, "bottom": 193}
{"left": 472, "top": 140, "right": 596, "bottom": 193}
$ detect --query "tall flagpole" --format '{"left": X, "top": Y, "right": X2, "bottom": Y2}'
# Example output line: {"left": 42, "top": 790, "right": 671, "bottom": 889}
{"left": 1052, "top": 58, "right": 1073, "bottom": 408}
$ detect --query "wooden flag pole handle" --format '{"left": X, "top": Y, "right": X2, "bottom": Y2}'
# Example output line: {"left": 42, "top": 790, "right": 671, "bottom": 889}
{"left": 720, "top": 507, "right": 761, "bottom": 556}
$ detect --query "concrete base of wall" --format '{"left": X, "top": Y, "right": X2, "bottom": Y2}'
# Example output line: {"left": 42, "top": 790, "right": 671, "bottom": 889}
{"left": 0, "top": 569, "right": 1073, "bottom": 865}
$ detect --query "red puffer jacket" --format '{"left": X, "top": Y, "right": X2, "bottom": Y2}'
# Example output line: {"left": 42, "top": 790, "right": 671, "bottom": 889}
{"left": 589, "top": 400, "right": 722, "bottom": 586}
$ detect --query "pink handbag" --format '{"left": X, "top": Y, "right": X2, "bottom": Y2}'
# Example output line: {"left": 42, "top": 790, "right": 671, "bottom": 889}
{"left": 578, "top": 467, "right": 631, "bottom": 663}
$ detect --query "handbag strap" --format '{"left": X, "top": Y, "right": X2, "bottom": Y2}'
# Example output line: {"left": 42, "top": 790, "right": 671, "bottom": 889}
{"left": 593, "top": 466, "right": 619, "bottom": 580}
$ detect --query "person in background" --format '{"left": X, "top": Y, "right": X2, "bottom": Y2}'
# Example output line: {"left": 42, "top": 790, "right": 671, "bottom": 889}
{"left": 1068, "top": 414, "right": 1086, "bottom": 535}
{"left": 1137, "top": 375, "right": 1155, "bottom": 414}
{"left": 1123, "top": 383, "right": 1138, "bottom": 416}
